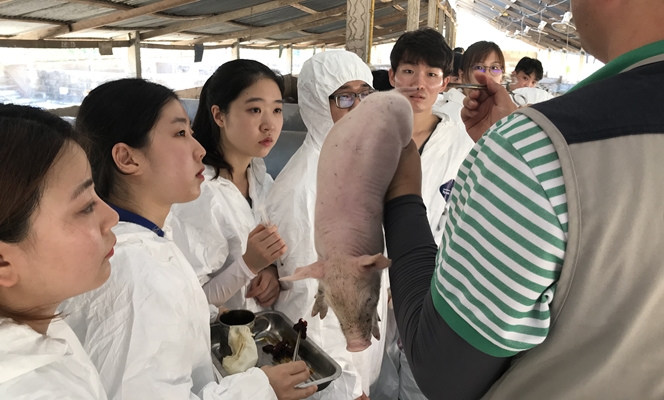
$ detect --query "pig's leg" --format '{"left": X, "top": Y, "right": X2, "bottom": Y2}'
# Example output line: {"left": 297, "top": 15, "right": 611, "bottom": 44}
{"left": 372, "top": 310, "right": 381, "bottom": 340}
{"left": 312, "top": 282, "right": 329, "bottom": 319}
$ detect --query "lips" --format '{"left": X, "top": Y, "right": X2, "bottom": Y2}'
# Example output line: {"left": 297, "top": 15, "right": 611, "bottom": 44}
{"left": 259, "top": 138, "right": 273, "bottom": 147}
{"left": 105, "top": 239, "right": 116, "bottom": 259}
{"left": 195, "top": 167, "right": 205, "bottom": 178}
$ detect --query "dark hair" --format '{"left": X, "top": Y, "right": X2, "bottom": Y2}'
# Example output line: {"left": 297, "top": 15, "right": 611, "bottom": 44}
{"left": 452, "top": 52, "right": 463, "bottom": 77}
{"left": 372, "top": 70, "right": 394, "bottom": 91}
{"left": 0, "top": 104, "right": 82, "bottom": 323}
{"left": 193, "top": 59, "right": 284, "bottom": 179}
{"left": 514, "top": 57, "right": 544, "bottom": 81}
{"left": 390, "top": 27, "right": 454, "bottom": 77}
{"left": 461, "top": 41, "right": 506, "bottom": 82}
{"left": 453, "top": 47, "right": 465, "bottom": 54}
{"left": 76, "top": 78, "right": 178, "bottom": 201}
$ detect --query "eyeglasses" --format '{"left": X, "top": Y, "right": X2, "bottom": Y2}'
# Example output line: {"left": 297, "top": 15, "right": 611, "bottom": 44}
{"left": 472, "top": 65, "right": 504, "bottom": 76}
{"left": 328, "top": 89, "right": 375, "bottom": 109}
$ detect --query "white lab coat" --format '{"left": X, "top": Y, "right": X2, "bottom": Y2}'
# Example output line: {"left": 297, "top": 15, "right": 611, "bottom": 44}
{"left": 513, "top": 87, "right": 554, "bottom": 105}
{"left": 267, "top": 50, "right": 386, "bottom": 398}
{"left": 421, "top": 111, "right": 475, "bottom": 246}
{"left": 433, "top": 89, "right": 465, "bottom": 132}
{"left": 167, "top": 160, "right": 273, "bottom": 311}
{"left": 60, "top": 222, "right": 276, "bottom": 400}
{"left": 0, "top": 318, "right": 108, "bottom": 399}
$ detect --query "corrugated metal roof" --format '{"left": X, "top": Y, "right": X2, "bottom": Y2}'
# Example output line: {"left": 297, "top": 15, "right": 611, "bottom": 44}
{"left": 234, "top": 7, "right": 308, "bottom": 28}
{"left": 165, "top": 0, "right": 271, "bottom": 16}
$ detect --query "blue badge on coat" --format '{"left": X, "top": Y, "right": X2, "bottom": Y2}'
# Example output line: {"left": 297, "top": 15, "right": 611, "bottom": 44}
{"left": 440, "top": 179, "right": 455, "bottom": 202}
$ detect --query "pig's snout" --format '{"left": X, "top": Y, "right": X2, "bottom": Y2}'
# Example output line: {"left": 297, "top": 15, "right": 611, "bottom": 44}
{"left": 346, "top": 339, "right": 372, "bottom": 352}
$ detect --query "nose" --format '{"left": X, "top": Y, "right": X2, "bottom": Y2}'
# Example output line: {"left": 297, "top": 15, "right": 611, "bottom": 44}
{"left": 414, "top": 71, "right": 426, "bottom": 89}
{"left": 192, "top": 134, "right": 206, "bottom": 161}
{"left": 100, "top": 199, "right": 119, "bottom": 233}
{"left": 260, "top": 112, "right": 280, "bottom": 132}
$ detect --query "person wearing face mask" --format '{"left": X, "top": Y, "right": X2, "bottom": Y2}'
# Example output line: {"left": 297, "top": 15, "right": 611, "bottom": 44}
{"left": 0, "top": 104, "right": 117, "bottom": 399}
{"left": 60, "top": 79, "right": 315, "bottom": 400}
{"left": 267, "top": 50, "right": 381, "bottom": 400}
{"left": 374, "top": 28, "right": 473, "bottom": 400}
{"left": 167, "top": 60, "right": 287, "bottom": 313}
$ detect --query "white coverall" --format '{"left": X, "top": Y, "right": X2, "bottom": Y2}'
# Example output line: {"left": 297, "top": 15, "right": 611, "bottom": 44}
{"left": 373, "top": 111, "right": 474, "bottom": 400}
{"left": 167, "top": 159, "right": 273, "bottom": 311}
{"left": 60, "top": 222, "right": 277, "bottom": 400}
{"left": 433, "top": 88, "right": 465, "bottom": 133}
{"left": 513, "top": 87, "right": 554, "bottom": 105}
{"left": 267, "top": 50, "right": 388, "bottom": 399}
{"left": 0, "top": 318, "right": 108, "bottom": 399}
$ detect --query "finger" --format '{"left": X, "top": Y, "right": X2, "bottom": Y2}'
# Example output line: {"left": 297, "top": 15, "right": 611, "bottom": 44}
{"left": 270, "top": 244, "right": 288, "bottom": 260}
{"left": 284, "top": 360, "right": 309, "bottom": 374}
{"left": 257, "top": 282, "right": 280, "bottom": 303}
{"left": 246, "top": 276, "right": 264, "bottom": 298}
{"left": 258, "top": 292, "right": 279, "bottom": 307}
{"left": 295, "top": 385, "right": 318, "bottom": 399}
{"left": 248, "top": 224, "right": 266, "bottom": 239}
{"left": 288, "top": 367, "right": 312, "bottom": 386}
{"left": 261, "top": 232, "right": 282, "bottom": 248}
{"left": 267, "top": 238, "right": 286, "bottom": 253}
{"left": 252, "top": 225, "right": 278, "bottom": 243}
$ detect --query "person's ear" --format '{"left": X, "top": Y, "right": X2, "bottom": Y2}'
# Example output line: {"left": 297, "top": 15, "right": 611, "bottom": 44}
{"left": 0, "top": 247, "right": 20, "bottom": 289}
{"left": 388, "top": 68, "right": 396, "bottom": 87}
{"left": 111, "top": 143, "right": 141, "bottom": 175}
{"left": 211, "top": 105, "right": 225, "bottom": 130}
{"left": 458, "top": 70, "right": 464, "bottom": 82}
{"left": 441, "top": 76, "right": 451, "bottom": 93}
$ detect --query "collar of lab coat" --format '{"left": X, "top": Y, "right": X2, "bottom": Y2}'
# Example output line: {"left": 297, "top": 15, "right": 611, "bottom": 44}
{"left": 297, "top": 50, "right": 374, "bottom": 151}
{"left": 0, "top": 318, "right": 69, "bottom": 384}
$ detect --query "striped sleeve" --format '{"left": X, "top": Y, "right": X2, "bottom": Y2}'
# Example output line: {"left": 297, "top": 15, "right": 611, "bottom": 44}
{"left": 431, "top": 113, "right": 568, "bottom": 357}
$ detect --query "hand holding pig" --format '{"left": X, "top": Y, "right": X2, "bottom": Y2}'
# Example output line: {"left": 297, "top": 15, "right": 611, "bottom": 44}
{"left": 384, "top": 140, "right": 422, "bottom": 202}
{"left": 243, "top": 224, "right": 287, "bottom": 274}
{"left": 261, "top": 361, "right": 318, "bottom": 400}
{"left": 246, "top": 265, "right": 281, "bottom": 307}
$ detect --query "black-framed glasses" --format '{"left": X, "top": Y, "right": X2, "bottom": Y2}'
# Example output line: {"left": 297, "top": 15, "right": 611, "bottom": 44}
{"left": 328, "top": 89, "right": 376, "bottom": 109}
{"left": 472, "top": 65, "right": 504, "bottom": 76}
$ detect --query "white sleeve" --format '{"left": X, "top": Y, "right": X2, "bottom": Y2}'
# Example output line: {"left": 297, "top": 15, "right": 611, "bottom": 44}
{"left": 195, "top": 368, "right": 277, "bottom": 400}
{"left": 203, "top": 256, "right": 256, "bottom": 307}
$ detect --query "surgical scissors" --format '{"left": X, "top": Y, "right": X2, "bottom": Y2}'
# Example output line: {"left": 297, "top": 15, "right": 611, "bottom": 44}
{"left": 447, "top": 83, "right": 529, "bottom": 107}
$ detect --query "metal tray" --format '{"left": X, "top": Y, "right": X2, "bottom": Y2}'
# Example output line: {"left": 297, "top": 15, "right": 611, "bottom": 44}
{"left": 210, "top": 310, "right": 342, "bottom": 392}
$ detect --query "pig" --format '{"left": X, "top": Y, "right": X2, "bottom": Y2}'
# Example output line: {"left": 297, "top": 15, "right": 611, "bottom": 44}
{"left": 281, "top": 91, "right": 413, "bottom": 352}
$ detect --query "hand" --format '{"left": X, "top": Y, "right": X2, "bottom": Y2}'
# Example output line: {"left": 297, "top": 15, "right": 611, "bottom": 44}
{"left": 385, "top": 140, "right": 422, "bottom": 202}
{"left": 246, "top": 265, "right": 281, "bottom": 307}
{"left": 461, "top": 72, "right": 518, "bottom": 143}
{"left": 356, "top": 393, "right": 370, "bottom": 400}
{"left": 261, "top": 361, "right": 318, "bottom": 400}
{"left": 243, "top": 225, "right": 287, "bottom": 274}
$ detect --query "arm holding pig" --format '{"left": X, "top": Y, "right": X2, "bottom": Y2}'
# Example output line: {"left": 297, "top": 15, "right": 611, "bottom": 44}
{"left": 383, "top": 138, "right": 511, "bottom": 399}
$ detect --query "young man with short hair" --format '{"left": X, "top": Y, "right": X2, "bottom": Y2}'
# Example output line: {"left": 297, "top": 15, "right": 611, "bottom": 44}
{"left": 509, "top": 56, "right": 544, "bottom": 89}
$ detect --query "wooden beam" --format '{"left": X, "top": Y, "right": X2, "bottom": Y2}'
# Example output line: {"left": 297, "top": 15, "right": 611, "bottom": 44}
{"left": 14, "top": 0, "right": 200, "bottom": 40}
{"left": 407, "top": 0, "right": 420, "bottom": 31}
{"left": 265, "top": 9, "right": 406, "bottom": 47}
{"left": 427, "top": 0, "right": 438, "bottom": 28}
{"left": 140, "top": 0, "right": 304, "bottom": 40}
{"left": 290, "top": 3, "right": 318, "bottom": 14}
{"left": 58, "top": 0, "right": 203, "bottom": 20}
{"left": 175, "top": 4, "right": 348, "bottom": 45}
{"left": 0, "top": 38, "right": 129, "bottom": 49}
{"left": 345, "top": 0, "right": 374, "bottom": 62}
{"left": 0, "top": 14, "right": 67, "bottom": 26}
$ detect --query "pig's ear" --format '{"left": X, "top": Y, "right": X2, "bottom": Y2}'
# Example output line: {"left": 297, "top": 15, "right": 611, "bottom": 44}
{"left": 279, "top": 261, "right": 326, "bottom": 282}
{"left": 357, "top": 254, "right": 391, "bottom": 271}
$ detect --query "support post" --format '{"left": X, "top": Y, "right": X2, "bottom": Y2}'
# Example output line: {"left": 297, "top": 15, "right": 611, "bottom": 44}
{"left": 438, "top": 9, "right": 446, "bottom": 38}
{"left": 407, "top": 0, "right": 420, "bottom": 31}
{"left": 427, "top": 0, "right": 438, "bottom": 29}
{"left": 285, "top": 45, "right": 293, "bottom": 74}
{"left": 345, "top": 0, "right": 374, "bottom": 62}
{"left": 128, "top": 31, "right": 141, "bottom": 78}
{"left": 231, "top": 39, "right": 240, "bottom": 59}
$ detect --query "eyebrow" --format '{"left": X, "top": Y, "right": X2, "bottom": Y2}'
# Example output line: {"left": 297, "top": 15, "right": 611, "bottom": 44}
{"left": 171, "top": 117, "right": 188, "bottom": 124}
{"left": 246, "top": 97, "right": 284, "bottom": 104}
{"left": 334, "top": 83, "right": 371, "bottom": 94}
{"left": 71, "top": 178, "right": 94, "bottom": 201}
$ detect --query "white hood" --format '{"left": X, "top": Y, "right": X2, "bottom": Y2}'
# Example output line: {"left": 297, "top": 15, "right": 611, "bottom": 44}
{"left": 298, "top": 50, "right": 375, "bottom": 150}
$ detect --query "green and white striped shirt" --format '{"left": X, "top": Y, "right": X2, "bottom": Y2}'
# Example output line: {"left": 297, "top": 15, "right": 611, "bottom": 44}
{"left": 431, "top": 39, "right": 664, "bottom": 358}
{"left": 431, "top": 112, "right": 568, "bottom": 357}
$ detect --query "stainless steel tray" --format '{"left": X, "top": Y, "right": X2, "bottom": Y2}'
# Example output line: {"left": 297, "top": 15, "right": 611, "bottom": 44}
{"left": 210, "top": 310, "right": 342, "bottom": 392}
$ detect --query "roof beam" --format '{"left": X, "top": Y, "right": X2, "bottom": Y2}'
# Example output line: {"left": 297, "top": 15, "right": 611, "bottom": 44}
{"left": 61, "top": 0, "right": 202, "bottom": 20}
{"left": 13, "top": 0, "right": 200, "bottom": 40}
{"left": 0, "top": 38, "right": 129, "bottom": 49}
{"left": 289, "top": 3, "right": 318, "bottom": 14}
{"left": 140, "top": 0, "right": 304, "bottom": 40}
{"left": 175, "top": 4, "right": 350, "bottom": 45}
{"left": 263, "top": 6, "right": 406, "bottom": 47}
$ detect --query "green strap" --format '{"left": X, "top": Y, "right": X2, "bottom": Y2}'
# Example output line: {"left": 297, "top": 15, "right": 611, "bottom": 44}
{"left": 568, "top": 40, "right": 664, "bottom": 93}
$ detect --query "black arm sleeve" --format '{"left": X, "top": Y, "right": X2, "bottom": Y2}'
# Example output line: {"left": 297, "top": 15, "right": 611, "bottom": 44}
{"left": 384, "top": 195, "right": 512, "bottom": 400}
